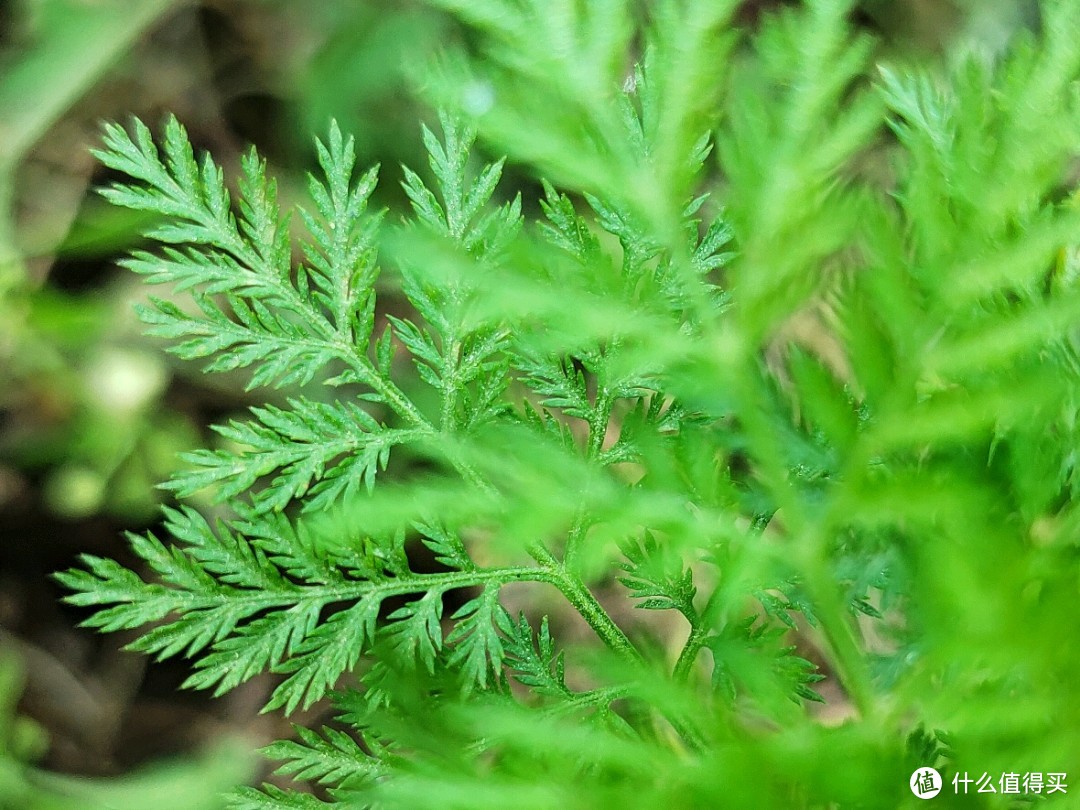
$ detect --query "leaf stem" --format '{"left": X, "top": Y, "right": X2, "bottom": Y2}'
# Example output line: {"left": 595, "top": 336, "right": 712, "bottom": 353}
{"left": 564, "top": 384, "right": 615, "bottom": 572}
{"left": 544, "top": 560, "right": 639, "bottom": 664}
{"left": 672, "top": 619, "right": 709, "bottom": 682}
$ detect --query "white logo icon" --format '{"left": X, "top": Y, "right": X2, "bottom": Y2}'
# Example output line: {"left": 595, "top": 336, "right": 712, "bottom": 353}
{"left": 910, "top": 767, "right": 943, "bottom": 799}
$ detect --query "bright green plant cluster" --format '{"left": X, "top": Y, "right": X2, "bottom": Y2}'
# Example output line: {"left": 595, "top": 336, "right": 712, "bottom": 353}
{"left": 58, "top": 1, "right": 1080, "bottom": 807}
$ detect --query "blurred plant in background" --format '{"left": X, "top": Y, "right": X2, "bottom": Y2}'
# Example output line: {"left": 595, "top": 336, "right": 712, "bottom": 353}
{"left": 1, "top": 649, "right": 255, "bottom": 809}
{"left": 0, "top": 0, "right": 182, "bottom": 523}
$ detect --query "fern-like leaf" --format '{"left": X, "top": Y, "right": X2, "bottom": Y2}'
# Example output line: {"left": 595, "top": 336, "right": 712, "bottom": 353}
{"left": 262, "top": 726, "right": 380, "bottom": 789}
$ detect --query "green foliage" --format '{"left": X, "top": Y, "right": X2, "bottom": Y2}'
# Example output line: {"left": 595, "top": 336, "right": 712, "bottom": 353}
{"left": 0, "top": 0, "right": 191, "bottom": 523}
{"left": 59, "top": 0, "right": 1080, "bottom": 807}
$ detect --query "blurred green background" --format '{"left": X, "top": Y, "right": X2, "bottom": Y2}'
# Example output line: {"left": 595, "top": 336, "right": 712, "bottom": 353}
{"left": 0, "top": 0, "right": 1044, "bottom": 805}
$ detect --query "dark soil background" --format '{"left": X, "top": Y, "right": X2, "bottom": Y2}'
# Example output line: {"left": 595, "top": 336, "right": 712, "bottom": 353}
{"left": 0, "top": 0, "right": 1038, "bottom": 793}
